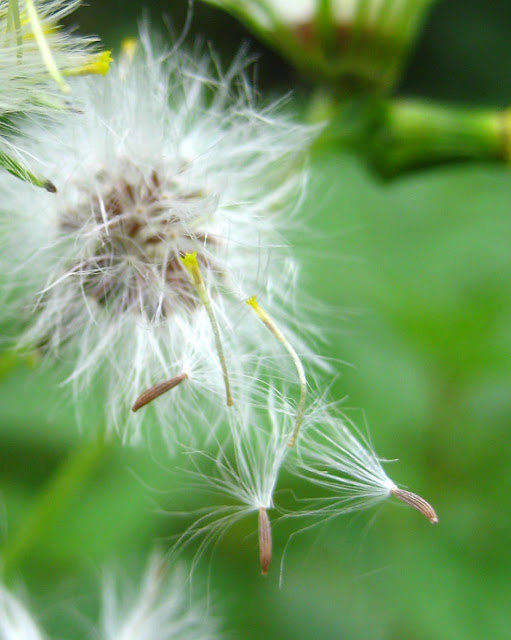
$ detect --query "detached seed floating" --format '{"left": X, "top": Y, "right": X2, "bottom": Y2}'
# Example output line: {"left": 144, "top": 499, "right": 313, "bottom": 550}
{"left": 132, "top": 373, "right": 188, "bottom": 412}
{"left": 258, "top": 506, "right": 272, "bottom": 575}
{"left": 391, "top": 487, "right": 438, "bottom": 524}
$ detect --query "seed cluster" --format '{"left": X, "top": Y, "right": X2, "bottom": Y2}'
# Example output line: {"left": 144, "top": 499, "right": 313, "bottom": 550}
{"left": 59, "top": 166, "right": 211, "bottom": 318}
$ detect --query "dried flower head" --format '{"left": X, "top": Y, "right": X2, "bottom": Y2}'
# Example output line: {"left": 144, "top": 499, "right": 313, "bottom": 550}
{"left": 0, "top": 31, "right": 312, "bottom": 442}
{"left": 201, "top": 0, "right": 438, "bottom": 92}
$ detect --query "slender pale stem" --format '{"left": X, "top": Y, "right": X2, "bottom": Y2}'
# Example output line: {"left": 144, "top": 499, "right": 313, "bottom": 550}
{"left": 24, "top": 0, "right": 70, "bottom": 93}
{"left": 182, "top": 252, "right": 233, "bottom": 407}
{"left": 258, "top": 506, "right": 272, "bottom": 576}
{"left": 119, "top": 37, "right": 138, "bottom": 80}
{"left": 132, "top": 372, "right": 188, "bottom": 412}
{"left": 246, "top": 296, "right": 306, "bottom": 447}
{"left": 1, "top": 434, "right": 109, "bottom": 579}
{"left": 6, "top": 0, "right": 22, "bottom": 50}
{"left": 391, "top": 486, "right": 438, "bottom": 524}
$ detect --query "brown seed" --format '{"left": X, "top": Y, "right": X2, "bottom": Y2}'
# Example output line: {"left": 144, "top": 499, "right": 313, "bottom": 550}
{"left": 258, "top": 506, "right": 272, "bottom": 576}
{"left": 391, "top": 487, "right": 438, "bottom": 524}
{"left": 131, "top": 372, "right": 188, "bottom": 412}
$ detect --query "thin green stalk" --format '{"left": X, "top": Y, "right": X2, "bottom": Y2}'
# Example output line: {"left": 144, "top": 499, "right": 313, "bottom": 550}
{"left": 6, "top": 0, "right": 22, "bottom": 51}
{"left": 370, "top": 99, "right": 505, "bottom": 176}
{"left": 1, "top": 433, "right": 109, "bottom": 579}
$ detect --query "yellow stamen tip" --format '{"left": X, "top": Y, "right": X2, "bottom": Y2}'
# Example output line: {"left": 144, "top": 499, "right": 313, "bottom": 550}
{"left": 68, "top": 50, "right": 113, "bottom": 77}
{"left": 181, "top": 252, "right": 205, "bottom": 291}
{"left": 92, "top": 50, "right": 113, "bottom": 76}
{"left": 121, "top": 37, "right": 138, "bottom": 61}
{"left": 246, "top": 293, "right": 307, "bottom": 446}
{"left": 181, "top": 251, "right": 232, "bottom": 406}
{"left": 181, "top": 251, "right": 198, "bottom": 269}
{"left": 181, "top": 252, "right": 201, "bottom": 284}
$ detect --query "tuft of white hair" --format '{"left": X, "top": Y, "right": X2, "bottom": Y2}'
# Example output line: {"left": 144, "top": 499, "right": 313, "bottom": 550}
{"left": 290, "top": 407, "right": 396, "bottom": 516}
{"left": 100, "top": 555, "right": 221, "bottom": 640}
{"left": 170, "top": 384, "right": 294, "bottom": 572}
{"left": 291, "top": 404, "right": 437, "bottom": 523}
{"left": 0, "top": 584, "right": 46, "bottom": 640}
{"left": 0, "top": 29, "right": 314, "bottom": 443}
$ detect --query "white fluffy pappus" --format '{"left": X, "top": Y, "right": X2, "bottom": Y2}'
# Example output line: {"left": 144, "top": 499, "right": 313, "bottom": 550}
{"left": 0, "top": 31, "right": 314, "bottom": 443}
{"left": 0, "top": 556, "right": 221, "bottom": 640}
{"left": 100, "top": 554, "right": 221, "bottom": 640}
{"left": 0, "top": 584, "right": 45, "bottom": 640}
{"left": 170, "top": 385, "right": 295, "bottom": 575}
{"left": 290, "top": 407, "right": 438, "bottom": 523}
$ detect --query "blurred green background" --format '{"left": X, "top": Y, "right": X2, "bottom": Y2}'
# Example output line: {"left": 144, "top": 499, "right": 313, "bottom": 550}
{"left": 1, "top": 1, "right": 511, "bottom": 639}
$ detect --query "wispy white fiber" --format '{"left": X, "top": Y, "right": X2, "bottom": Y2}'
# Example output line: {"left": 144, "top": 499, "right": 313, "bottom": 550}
{"left": 289, "top": 402, "right": 437, "bottom": 525}
{"left": 292, "top": 409, "right": 396, "bottom": 516}
{"left": 171, "top": 385, "right": 293, "bottom": 572}
{"left": 0, "top": 556, "right": 221, "bottom": 640}
{"left": 0, "top": 585, "right": 45, "bottom": 640}
{"left": 100, "top": 555, "right": 221, "bottom": 640}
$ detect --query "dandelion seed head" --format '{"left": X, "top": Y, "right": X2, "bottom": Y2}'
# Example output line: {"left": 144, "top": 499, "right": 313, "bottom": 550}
{"left": 0, "top": 30, "right": 313, "bottom": 440}
{"left": 0, "top": 556, "right": 220, "bottom": 640}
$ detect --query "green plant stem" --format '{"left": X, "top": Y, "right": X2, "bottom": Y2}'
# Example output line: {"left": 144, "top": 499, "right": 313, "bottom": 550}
{"left": 1, "top": 433, "right": 109, "bottom": 579}
{"left": 370, "top": 99, "right": 505, "bottom": 176}
{"left": 323, "top": 95, "right": 511, "bottom": 177}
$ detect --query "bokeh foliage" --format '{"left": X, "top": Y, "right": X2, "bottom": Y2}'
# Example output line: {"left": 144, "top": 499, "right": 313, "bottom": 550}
{"left": 1, "top": 1, "right": 511, "bottom": 639}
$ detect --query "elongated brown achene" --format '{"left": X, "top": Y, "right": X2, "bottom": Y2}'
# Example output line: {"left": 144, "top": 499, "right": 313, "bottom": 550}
{"left": 131, "top": 372, "right": 188, "bottom": 412}
{"left": 391, "top": 487, "right": 438, "bottom": 524}
{"left": 258, "top": 506, "right": 272, "bottom": 575}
